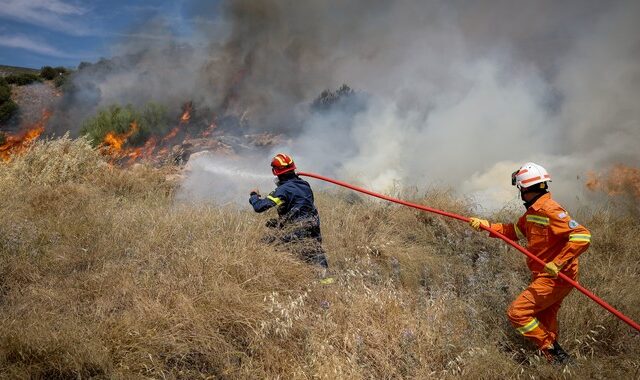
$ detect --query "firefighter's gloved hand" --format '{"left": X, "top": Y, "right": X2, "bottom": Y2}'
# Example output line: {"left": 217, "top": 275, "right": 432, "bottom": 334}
{"left": 469, "top": 217, "right": 490, "bottom": 231}
{"left": 250, "top": 188, "right": 260, "bottom": 197}
{"left": 265, "top": 218, "right": 278, "bottom": 228}
{"left": 544, "top": 262, "right": 563, "bottom": 277}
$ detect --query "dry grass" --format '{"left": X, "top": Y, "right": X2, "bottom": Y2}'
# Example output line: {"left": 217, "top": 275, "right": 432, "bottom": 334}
{"left": 0, "top": 138, "right": 638, "bottom": 379}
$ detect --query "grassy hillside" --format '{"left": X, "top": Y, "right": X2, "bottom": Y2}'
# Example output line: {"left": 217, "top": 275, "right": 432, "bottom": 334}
{"left": 0, "top": 65, "right": 39, "bottom": 77}
{"left": 0, "top": 138, "right": 638, "bottom": 379}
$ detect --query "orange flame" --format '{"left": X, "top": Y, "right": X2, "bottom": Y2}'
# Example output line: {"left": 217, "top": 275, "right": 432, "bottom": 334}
{"left": 0, "top": 109, "right": 52, "bottom": 161}
{"left": 125, "top": 136, "right": 158, "bottom": 164}
{"left": 180, "top": 102, "right": 192, "bottom": 123}
{"left": 201, "top": 121, "right": 217, "bottom": 137}
{"left": 143, "top": 136, "right": 157, "bottom": 157}
{"left": 101, "top": 121, "right": 139, "bottom": 155}
{"left": 586, "top": 164, "right": 640, "bottom": 199}
{"left": 161, "top": 126, "right": 180, "bottom": 144}
{"left": 93, "top": 102, "right": 223, "bottom": 165}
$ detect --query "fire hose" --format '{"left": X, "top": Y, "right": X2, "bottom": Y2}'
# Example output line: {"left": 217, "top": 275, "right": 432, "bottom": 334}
{"left": 298, "top": 171, "right": 640, "bottom": 332}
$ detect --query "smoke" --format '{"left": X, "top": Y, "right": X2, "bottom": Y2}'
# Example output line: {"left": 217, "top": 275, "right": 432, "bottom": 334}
{"left": 59, "top": 0, "right": 640, "bottom": 209}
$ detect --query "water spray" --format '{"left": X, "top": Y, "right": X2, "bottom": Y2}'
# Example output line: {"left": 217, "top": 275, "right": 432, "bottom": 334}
{"left": 298, "top": 171, "right": 640, "bottom": 333}
{"left": 194, "top": 160, "right": 272, "bottom": 180}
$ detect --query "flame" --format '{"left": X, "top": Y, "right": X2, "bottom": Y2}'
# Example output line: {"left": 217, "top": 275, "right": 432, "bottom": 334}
{"left": 180, "top": 102, "right": 192, "bottom": 123}
{"left": 0, "top": 109, "right": 52, "bottom": 161}
{"left": 127, "top": 148, "right": 142, "bottom": 161}
{"left": 161, "top": 127, "right": 180, "bottom": 144}
{"left": 101, "top": 121, "right": 139, "bottom": 155}
{"left": 125, "top": 136, "right": 158, "bottom": 164}
{"left": 143, "top": 136, "right": 157, "bottom": 157}
{"left": 94, "top": 102, "right": 225, "bottom": 165}
{"left": 586, "top": 164, "right": 640, "bottom": 199}
{"left": 201, "top": 121, "right": 217, "bottom": 137}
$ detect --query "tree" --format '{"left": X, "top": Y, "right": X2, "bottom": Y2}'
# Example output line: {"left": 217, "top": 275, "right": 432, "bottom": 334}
{"left": 311, "top": 84, "right": 357, "bottom": 112}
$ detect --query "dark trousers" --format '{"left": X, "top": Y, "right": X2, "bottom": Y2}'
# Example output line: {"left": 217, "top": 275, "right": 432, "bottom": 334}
{"left": 265, "top": 219, "right": 328, "bottom": 268}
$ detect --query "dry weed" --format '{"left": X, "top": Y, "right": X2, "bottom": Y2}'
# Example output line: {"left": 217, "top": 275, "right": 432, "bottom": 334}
{"left": 0, "top": 138, "right": 638, "bottom": 379}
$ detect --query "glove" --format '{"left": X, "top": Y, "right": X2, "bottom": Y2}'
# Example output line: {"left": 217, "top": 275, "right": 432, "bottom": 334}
{"left": 250, "top": 188, "right": 260, "bottom": 196}
{"left": 544, "top": 262, "right": 563, "bottom": 277}
{"left": 469, "top": 217, "right": 490, "bottom": 231}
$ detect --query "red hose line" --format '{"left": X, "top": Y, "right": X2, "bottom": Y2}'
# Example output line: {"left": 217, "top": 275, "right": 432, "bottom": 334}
{"left": 298, "top": 171, "right": 640, "bottom": 332}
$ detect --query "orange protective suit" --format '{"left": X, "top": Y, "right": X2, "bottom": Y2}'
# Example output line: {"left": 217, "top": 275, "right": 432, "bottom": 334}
{"left": 490, "top": 193, "right": 591, "bottom": 349}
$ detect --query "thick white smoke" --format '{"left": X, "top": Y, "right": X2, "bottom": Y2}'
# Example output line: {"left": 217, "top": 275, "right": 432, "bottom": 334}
{"left": 64, "top": 0, "right": 640, "bottom": 210}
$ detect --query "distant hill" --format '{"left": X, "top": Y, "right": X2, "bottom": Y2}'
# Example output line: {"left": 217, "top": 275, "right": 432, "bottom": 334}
{"left": 0, "top": 64, "right": 40, "bottom": 77}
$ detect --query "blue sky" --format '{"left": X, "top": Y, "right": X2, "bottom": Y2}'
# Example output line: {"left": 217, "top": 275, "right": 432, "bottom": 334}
{"left": 0, "top": 0, "right": 212, "bottom": 69}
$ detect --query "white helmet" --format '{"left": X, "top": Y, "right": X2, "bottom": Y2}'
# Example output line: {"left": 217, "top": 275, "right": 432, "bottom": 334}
{"left": 512, "top": 162, "right": 551, "bottom": 189}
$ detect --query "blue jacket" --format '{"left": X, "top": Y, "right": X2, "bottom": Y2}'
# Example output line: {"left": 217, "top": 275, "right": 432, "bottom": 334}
{"left": 250, "top": 176, "right": 319, "bottom": 225}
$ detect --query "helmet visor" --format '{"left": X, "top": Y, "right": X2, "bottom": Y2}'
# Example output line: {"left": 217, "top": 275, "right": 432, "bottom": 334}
{"left": 511, "top": 170, "right": 519, "bottom": 187}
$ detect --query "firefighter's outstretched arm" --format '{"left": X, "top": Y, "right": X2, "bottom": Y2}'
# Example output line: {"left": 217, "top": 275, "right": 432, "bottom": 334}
{"left": 469, "top": 216, "right": 526, "bottom": 242}
{"left": 249, "top": 190, "right": 284, "bottom": 213}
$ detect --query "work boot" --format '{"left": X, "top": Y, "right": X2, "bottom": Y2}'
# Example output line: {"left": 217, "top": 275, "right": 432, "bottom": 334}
{"left": 542, "top": 341, "right": 573, "bottom": 365}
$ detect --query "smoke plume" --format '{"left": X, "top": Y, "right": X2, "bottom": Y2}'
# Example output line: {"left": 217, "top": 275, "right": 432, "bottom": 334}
{"left": 61, "top": 0, "right": 640, "bottom": 209}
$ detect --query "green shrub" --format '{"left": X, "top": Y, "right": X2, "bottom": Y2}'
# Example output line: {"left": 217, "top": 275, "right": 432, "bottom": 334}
{"left": 40, "top": 66, "right": 57, "bottom": 80}
{"left": 0, "top": 81, "right": 11, "bottom": 103}
{"left": 0, "top": 99, "right": 18, "bottom": 123}
{"left": 0, "top": 76, "right": 17, "bottom": 122}
{"left": 41, "top": 66, "right": 70, "bottom": 86}
{"left": 53, "top": 74, "right": 68, "bottom": 88}
{"left": 5, "top": 73, "right": 42, "bottom": 86}
{"left": 80, "top": 103, "right": 170, "bottom": 146}
{"left": 140, "top": 102, "right": 170, "bottom": 135}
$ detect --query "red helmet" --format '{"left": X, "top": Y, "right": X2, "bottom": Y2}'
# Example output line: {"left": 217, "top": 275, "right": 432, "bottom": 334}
{"left": 271, "top": 153, "right": 296, "bottom": 176}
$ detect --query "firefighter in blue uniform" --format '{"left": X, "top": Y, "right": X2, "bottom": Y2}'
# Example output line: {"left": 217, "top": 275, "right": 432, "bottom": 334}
{"left": 250, "top": 153, "right": 329, "bottom": 268}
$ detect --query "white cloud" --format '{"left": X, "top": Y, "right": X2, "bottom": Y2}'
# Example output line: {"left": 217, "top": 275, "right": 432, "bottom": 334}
{"left": 0, "top": 0, "right": 88, "bottom": 35}
{"left": 0, "top": 34, "right": 71, "bottom": 57}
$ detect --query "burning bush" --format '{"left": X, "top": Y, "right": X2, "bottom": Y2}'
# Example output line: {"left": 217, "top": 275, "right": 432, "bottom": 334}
{"left": 1, "top": 134, "right": 105, "bottom": 186}
{"left": 80, "top": 103, "right": 170, "bottom": 147}
{"left": 0, "top": 110, "right": 52, "bottom": 162}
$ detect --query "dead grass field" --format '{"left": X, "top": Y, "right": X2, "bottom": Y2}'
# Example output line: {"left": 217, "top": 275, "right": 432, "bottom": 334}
{"left": 0, "top": 137, "right": 638, "bottom": 379}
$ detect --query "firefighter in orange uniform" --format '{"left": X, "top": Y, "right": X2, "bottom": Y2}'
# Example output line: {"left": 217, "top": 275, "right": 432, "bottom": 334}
{"left": 469, "top": 162, "right": 591, "bottom": 364}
